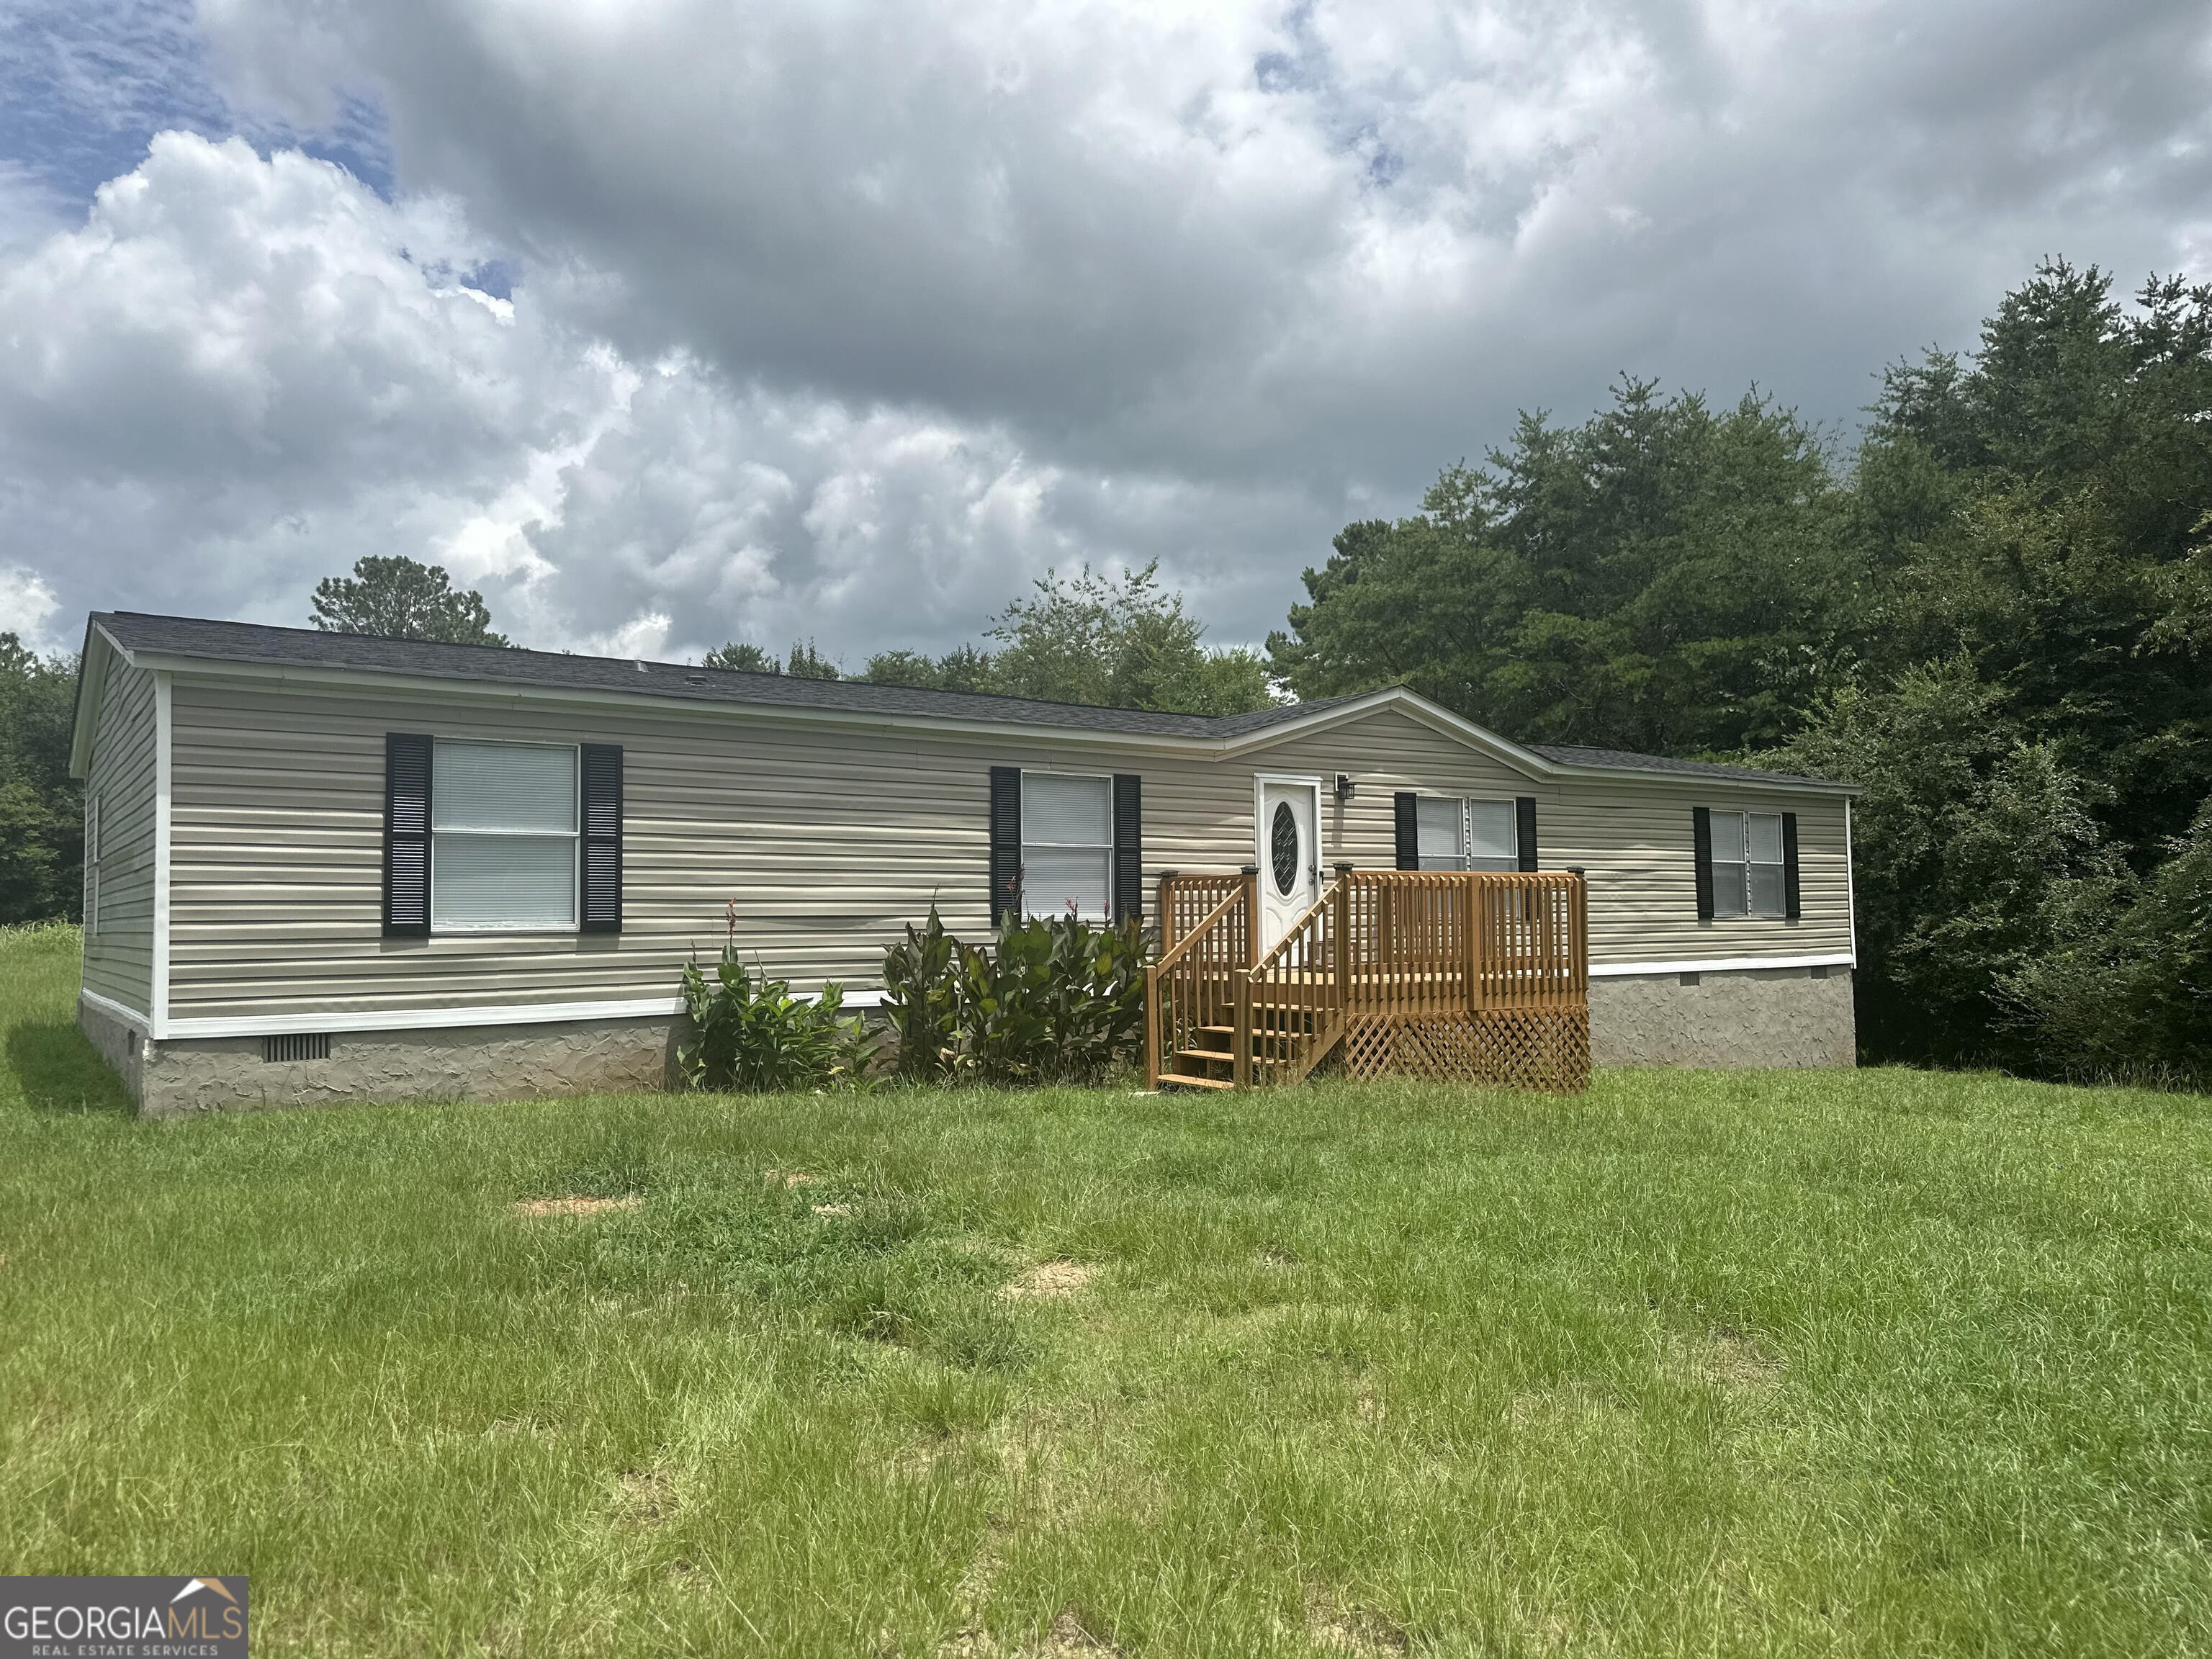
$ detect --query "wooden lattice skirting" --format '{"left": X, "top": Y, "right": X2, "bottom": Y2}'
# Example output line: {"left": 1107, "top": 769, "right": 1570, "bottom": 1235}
{"left": 1335, "top": 1009, "right": 1591, "bottom": 1094}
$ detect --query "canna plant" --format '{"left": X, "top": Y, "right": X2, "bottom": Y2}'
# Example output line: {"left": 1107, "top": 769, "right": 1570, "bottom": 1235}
{"left": 679, "top": 904, "right": 877, "bottom": 1092}
{"left": 880, "top": 904, "right": 1148, "bottom": 1085}
{"left": 878, "top": 906, "right": 961, "bottom": 1079}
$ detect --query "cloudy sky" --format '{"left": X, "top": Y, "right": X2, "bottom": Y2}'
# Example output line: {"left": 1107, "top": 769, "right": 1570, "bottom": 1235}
{"left": 2, "top": 0, "right": 2208, "bottom": 664}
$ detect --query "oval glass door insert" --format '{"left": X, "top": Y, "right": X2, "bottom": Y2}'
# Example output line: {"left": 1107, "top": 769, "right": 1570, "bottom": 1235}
{"left": 1270, "top": 800, "right": 1299, "bottom": 896}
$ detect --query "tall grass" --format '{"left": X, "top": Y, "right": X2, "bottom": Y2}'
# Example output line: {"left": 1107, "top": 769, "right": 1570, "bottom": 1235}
{"left": 1, "top": 922, "right": 2209, "bottom": 1654}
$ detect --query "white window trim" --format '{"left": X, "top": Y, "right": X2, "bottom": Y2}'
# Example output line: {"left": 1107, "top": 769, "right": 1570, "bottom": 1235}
{"left": 1019, "top": 768, "right": 1115, "bottom": 922}
{"left": 1412, "top": 793, "right": 1520, "bottom": 873}
{"left": 430, "top": 738, "right": 583, "bottom": 935}
{"left": 1709, "top": 806, "right": 1788, "bottom": 921}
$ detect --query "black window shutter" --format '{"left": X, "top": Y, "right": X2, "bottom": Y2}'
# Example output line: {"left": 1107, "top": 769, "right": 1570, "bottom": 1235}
{"left": 989, "top": 766, "right": 1022, "bottom": 926}
{"left": 1516, "top": 796, "right": 1539, "bottom": 871}
{"left": 1112, "top": 774, "right": 1142, "bottom": 925}
{"left": 1781, "top": 811, "right": 1801, "bottom": 920}
{"left": 1692, "top": 806, "right": 1714, "bottom": 921}
{"left": 581, "top": 744, "right": 624, "bottom": 933}
{"left": 383, "top": 733, "right": 433, "bottom": 937}
{"left": 1393, "top": 792, "right": 1419, "bottom": 870}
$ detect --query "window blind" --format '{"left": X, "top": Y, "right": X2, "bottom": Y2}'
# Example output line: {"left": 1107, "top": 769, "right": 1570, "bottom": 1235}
{"left": 1022, "top": 773, "right": 1112, "bottom": 921}
{"left": 429, "top": 741, "right": 577, "bottom": 931}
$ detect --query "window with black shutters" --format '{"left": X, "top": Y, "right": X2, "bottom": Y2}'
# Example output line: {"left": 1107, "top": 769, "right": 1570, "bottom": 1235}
{"left": 430, "top": 740, "right": 579, "bottom": 932}
{"left": 1705, "top": 809, "right": 1788, "bottom": 920}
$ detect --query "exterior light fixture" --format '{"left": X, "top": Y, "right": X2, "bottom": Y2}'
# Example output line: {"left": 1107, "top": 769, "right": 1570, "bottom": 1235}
{"left": 1334, "top": 773, "right": 1356, "bottom": 803}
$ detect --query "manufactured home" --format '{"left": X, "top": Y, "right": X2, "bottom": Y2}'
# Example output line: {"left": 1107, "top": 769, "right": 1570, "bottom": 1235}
{"left": 70, "top": 613, "right": 1859, "bottom": 1115}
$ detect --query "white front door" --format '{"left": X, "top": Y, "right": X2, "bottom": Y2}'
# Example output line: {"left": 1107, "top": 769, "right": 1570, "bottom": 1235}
{"left": 1255, "top": 777, "right": 1323, "bottom": 952}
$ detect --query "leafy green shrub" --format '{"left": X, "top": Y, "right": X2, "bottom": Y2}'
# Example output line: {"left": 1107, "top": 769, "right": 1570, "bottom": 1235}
{"left": 678, "top": 942, "right": 876, "bottom": 1092}
{"left": 880, "top": 907, "right": 961, "bottom": 1079}
{"left": 1997, "top": 799, "right": 2212, "bottom": 1087}
{"left": 880, "top": 905, "right": 1147, "bottom": 1085}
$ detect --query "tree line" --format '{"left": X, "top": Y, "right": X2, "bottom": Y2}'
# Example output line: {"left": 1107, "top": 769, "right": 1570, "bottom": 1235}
{"left": 3, "top": 259, "right": 2203, "bottom": 1082}
{"left": 1269, "top": 261, "right": 2211, "bottom": 1083}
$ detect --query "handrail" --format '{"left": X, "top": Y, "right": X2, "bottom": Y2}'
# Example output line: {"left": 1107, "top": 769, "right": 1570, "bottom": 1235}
{"left": 1246, "top": 873, "right": 1346, "bottom": 1084}
{"left": 1146, "top": 871, "right": 1254, "bottom": 1089}
{"left": 1155, "top": 888, "right": 1246, "bottom": 976}
{"left": 1159, "top": 872, "right": 1247, "bottom": 956}
{"left": 1250, "top": 882, "right": 1337, "bottom": 976}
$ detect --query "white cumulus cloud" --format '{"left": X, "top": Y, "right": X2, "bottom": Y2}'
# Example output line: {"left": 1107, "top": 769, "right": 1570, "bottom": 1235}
{"left": 5, "top": 0, "right": 2212, "bottom": 657}
{"left": 0, "top": 131, "right": 1292, "bottom": 658}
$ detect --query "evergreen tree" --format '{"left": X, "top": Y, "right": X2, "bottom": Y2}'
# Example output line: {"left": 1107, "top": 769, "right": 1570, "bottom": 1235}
{"left": 311, "top": 556, "right": 508, "bottom": 645}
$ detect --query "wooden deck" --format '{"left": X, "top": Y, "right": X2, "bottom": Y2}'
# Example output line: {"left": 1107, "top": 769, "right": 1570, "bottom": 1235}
{"left": 1146, "top": 869, "right": 1591, "bottom": 1093}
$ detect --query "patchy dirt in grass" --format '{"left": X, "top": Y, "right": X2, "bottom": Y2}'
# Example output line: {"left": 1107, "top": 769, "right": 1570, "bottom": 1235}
{"left": 512, "top": 1195, "right": 641, "bottom": 1219}
{"left": 1306, "top": 1590, "right": 1408, "bottom": 1655}
{"left": 485, "top": 1415, "right": 559, "bottom": 1443}
{"left": 765, "top": 1169, "right": 819, "bottom": 1187}
{"left": 1673, "top": 1326, "right": 1789, "bottom": 1393}
{"left": 1002, "top": 1261, "right": 1097, "bottom": 1301}
{"left": 812, "top": 1202, "right": 853, "bottom": 1218}
{"left": 936, "top": 1525, "right": 1007, "bottom": 1656}
{"left": 1037, "top": 1608, "right": 1120, "bottom": 1656}
{"left": 616, "top": 1467, "right": 676, "bottom": 1526}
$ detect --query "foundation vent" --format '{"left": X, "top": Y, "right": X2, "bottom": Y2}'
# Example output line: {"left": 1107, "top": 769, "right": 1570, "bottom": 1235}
{"left": 264, "top": 1033, "right": 333, "bottom": 1064}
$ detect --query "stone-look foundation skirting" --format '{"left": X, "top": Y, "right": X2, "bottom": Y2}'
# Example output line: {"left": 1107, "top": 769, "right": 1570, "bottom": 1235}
{"left": 1588, "top": 965, "right": 1856, "bottom": 1069}
{"left": 84, "top": 970, "right": 1851, "bottom": 1115}
{"left": 78, "top": 995, "right": 150, "bottom": 1104}
{"left": 80, "top": 995, "right": 682, "bottom": 1118}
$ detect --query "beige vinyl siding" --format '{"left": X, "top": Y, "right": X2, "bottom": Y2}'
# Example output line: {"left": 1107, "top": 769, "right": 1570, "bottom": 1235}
{"left": 166, "top": 677, "right": 1851, "bottom": 1023}
{"left": 1226, "top": 711, "right": 1851, "bottom": 966}
{"left": 81, "top": 659, "right": 159, "bottom": 1015}
{"left": 1547, "top": 777, "right": 1849, "bottom": 964}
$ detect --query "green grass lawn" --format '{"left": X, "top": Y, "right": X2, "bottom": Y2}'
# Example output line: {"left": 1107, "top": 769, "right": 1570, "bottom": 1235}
{"left": 4, "top": 924, "right": 2211, "bottom": 1656}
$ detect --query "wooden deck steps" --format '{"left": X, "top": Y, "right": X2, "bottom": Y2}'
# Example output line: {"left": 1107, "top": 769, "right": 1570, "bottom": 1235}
{"left": 1147, "top": 868, "right": 1591, "bottom": 1093}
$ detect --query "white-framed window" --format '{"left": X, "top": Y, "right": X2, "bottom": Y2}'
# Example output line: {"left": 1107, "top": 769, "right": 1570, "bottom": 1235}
{"left": 1415, "top": 797, "right": 1520, "bottom": 872}
{"left": 1022, "top": 771, "right": 1112, "bottom": 921}
{"left": 84, "top": 791, "right": 100, "bottom": 936}
{"left": 1710, "top": 809, "right": 1786, "bottom": 918}
{"left": 431, "top": 740, "right": 579, "bottom": 932}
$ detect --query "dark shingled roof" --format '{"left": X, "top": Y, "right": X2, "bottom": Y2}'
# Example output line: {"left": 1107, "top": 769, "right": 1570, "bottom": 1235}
{"left": 87, "top": 612, "right": 1851, "bottom": 788}
{"left": 91, "top": 611, "right": 1347, "bottom": 738}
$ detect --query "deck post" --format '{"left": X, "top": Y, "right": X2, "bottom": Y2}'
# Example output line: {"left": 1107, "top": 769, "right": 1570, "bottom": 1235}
{"left": 1464, "top": 873, "right": 1481, "bottom": 1013}
{"left": 1144, "top": 961, "right": 1161, "bottom": 1089}
{"left": 1233, "top": 959, "right": 1253, "bottom": 1088}
{"left": 1332, "top": 866, "right": 1352, "bottom": 1026}
{"left": 1238, "top": 866, "right": 1259, "bottom": 1087}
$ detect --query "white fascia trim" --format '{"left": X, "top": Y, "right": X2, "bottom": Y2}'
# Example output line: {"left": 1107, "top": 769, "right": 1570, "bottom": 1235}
{"left": 81, "top": 988, "right": 152, "bottom": 1033}
{"left": 129, "top": 647, "right": 1860, "bottom": 793}
{"left": 1590, "top": 952, "right": 1856, "bottom": 979}
{"left": 159, "top": 988, "right": 885, "bottom": 1041}
{"left": 1352, "top": 689, "right": 1861, "bottom": 796}
{"left": 1354, "top": 693, "right": 1564, "bottom": 781}
{"left": 132, "top": 654, "right": 1238, "bottom": 756}
{"left": 1845, "top": 798, "right": 1858, "bottom": 963}
{"left": 150, "top": 671, "right": 172, "bottom": 1040}
{"left": 67, "top": 624, "right": 127, "bottom": 778}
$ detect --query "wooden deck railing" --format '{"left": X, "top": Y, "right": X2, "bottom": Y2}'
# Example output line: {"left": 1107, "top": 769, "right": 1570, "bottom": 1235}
{"left": 1148, "top": 868, "right": 1589, "bottom": 1092}
{"left": 1145, "top": 874, "right": 1253, "bottom": 1089}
